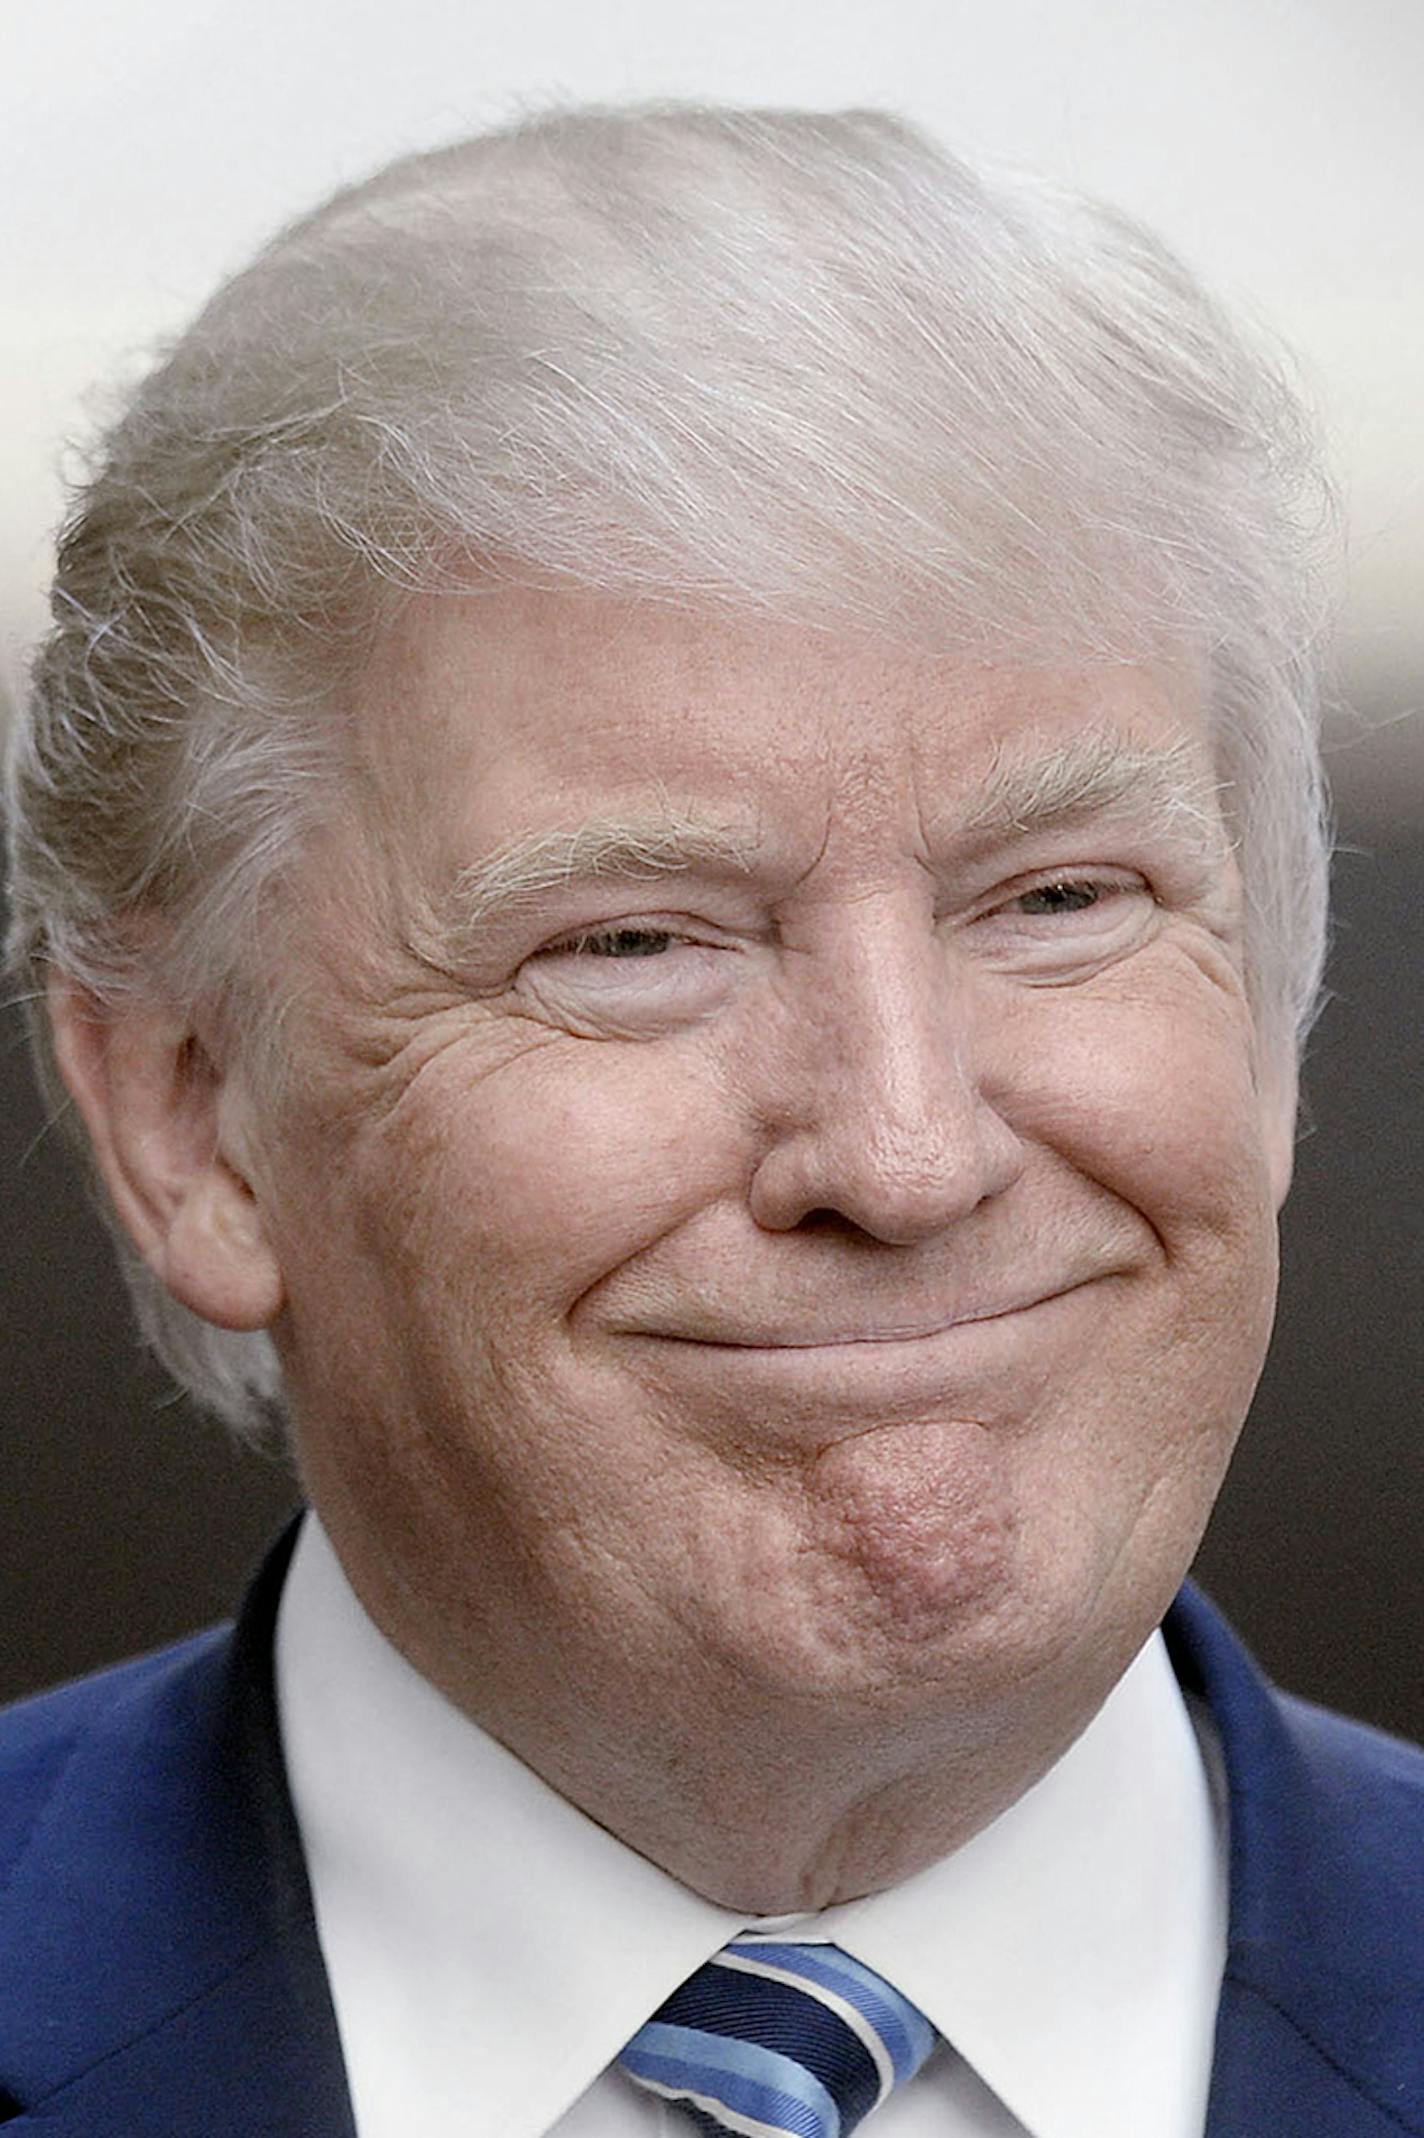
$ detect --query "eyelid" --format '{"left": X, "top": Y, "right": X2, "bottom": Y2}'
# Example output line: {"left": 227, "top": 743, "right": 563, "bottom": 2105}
{"left": 969, "top": 866, "right": 1149, "bottom": 920}
{"left": 540, "top": 925, "right": 678, "bottom": 956}
{"left": 513, "top": 916, "right": 742, "bottom": 1034}
{"left": 534, "top": 908, "right": 753, "bottom": 957}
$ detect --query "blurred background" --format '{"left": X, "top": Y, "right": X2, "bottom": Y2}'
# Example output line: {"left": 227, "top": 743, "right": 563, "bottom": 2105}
{"left": 2, "top": 0, "right": 1420, "bottom": 1732}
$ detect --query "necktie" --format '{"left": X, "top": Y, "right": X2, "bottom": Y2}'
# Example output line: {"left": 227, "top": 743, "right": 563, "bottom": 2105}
{"left": 618, "top": 1939, "right": 937, "bottom": 2138}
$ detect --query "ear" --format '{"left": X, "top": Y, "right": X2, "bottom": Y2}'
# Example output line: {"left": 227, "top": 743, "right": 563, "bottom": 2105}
{"left": 47, "top": 973, "right": 285, "bottom": 1331}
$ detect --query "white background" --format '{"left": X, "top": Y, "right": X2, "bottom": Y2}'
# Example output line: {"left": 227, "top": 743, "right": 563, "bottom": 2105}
{"left": 3, "top": 0, "right": 1420, "bottom": 814}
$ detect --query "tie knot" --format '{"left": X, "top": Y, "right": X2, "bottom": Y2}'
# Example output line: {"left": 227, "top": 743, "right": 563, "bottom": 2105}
{"left": 619, "top": 1939, "right": 937, "bottom": 2138}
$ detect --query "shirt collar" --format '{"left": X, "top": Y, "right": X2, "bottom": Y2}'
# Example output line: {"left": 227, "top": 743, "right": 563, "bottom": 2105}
{"left": 277, "top": 1515, "right": 1223, "bottom": 2138}
{"left": 795, "top": 1633, "right": 1227, "bottom": 2138}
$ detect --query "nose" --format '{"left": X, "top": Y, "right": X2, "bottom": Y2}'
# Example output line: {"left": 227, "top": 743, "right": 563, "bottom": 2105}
{"left": 747, "top": 906, "right": 1025, "bottom": 1244}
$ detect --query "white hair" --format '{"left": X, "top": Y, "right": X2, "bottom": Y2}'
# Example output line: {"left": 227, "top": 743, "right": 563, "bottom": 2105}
{"left": 4, "top": 101, "right": 1336, "bottom": 1434}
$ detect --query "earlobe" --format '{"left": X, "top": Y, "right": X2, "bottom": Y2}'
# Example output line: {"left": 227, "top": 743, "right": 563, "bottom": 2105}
{"left": 47, "top": 974, "right": 286, "bottom": 1332}
{"left": 1262, "top": 1052, "right": 1298, "bottom": 1210}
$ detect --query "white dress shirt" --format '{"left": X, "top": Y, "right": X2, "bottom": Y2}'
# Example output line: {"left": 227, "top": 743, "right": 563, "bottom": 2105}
{"left": 276, "top": 1516, "right": 1227, "bottom": 2138}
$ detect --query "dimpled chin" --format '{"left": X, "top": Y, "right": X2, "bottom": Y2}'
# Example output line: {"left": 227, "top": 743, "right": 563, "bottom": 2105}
{"left": 802, "top": 1416, "right": 1022, "bottom": 1649}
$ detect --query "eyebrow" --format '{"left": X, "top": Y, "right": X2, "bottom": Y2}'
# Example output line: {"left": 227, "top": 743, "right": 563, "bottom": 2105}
{"left": 429, "top": 811, "right": 763, "bottom": 959}
{"left": 957, "top": 729, "right": 1228, "bottom": 855}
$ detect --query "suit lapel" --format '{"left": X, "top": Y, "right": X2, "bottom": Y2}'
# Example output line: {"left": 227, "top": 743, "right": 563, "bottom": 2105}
{"left": 0, "top": 1526, "right": 355, "bottom": 2137}
{"left": 1166, "top": 1585, "right": 1424, "bottom": 2136}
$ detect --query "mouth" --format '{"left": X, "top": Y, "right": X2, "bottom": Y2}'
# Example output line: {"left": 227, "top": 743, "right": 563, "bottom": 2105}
{"left": 626, "top": 1279, "right": 1099, "bottom": 1350}
{"left": 600, "top": 1280, "right": 1115, "bottom": 1437}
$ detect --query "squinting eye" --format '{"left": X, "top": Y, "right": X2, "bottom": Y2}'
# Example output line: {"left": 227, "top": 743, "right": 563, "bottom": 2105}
{"left": 516, "top": 922, "right": 736, "bottom": 1033}
{"left": 1015, "top": 880, "right": 1106, "bottom": 916}
{"left": 550, "top": 928, "right": 676, "bottom": 958}
{"left": 968, "top": 872, "right": 1152, "bottom": 972}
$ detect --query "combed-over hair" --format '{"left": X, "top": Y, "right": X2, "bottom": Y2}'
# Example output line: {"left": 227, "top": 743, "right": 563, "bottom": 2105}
{"left": 3, "top": 101, "right": 1336, "bottom": 1433}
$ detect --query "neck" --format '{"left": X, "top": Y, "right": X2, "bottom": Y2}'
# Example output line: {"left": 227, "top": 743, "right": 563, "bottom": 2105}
{"left": 332, "top": 1532, "right": 1114, "bottom": 1913}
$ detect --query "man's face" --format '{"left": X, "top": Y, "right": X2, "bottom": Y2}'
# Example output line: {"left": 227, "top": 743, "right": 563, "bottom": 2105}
{"left": 250, "top": 588, "right": 1288, "bottom": 1825}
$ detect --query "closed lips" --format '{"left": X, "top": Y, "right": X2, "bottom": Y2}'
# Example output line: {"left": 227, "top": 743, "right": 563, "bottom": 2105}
{"left": 626, "top": 1280, "right": 1098, "bottom": 1347}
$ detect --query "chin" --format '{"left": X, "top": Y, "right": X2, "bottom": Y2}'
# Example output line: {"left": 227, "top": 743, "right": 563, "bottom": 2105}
{"left": 709, "top": 1453, "right": 1198, "bottom": 1734}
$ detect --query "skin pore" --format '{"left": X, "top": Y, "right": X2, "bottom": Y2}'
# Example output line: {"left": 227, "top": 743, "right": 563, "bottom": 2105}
{"left": 65, "top": 588, "right": 1294, "bottom": 1911}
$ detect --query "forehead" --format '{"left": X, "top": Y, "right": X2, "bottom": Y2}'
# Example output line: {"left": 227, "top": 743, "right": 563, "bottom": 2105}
{"left": 348, "top": 585, "right": 1214, "bottom": 847}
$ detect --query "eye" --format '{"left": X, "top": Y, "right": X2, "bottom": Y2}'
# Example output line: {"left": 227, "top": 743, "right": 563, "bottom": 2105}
{"left": 1012, "top": 879, "right": 1109, "bottom": 917}
{"left": 997, "top": 872, "right": 1146, "bottom": 924}
{"left": 968, "top": 869, "right": 1156, "bottom": 978}
{"left": 546, "top": 927, "right": 677, "bottom": 959}
{"left": 515, "top": 919, "right": 741, "bottom": 1034}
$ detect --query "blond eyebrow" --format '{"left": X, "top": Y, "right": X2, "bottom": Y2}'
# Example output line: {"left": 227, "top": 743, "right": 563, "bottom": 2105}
{"left": 959, "top": 729, "right": 1227, "bottom": 853}
{"left": 430, "top": 810, "right": 762, "bottom": 958}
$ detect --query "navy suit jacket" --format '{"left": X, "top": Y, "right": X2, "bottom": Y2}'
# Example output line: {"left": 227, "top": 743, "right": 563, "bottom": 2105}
{"left": 2, "top": 1527, "right": 1422, "bottom": 2136}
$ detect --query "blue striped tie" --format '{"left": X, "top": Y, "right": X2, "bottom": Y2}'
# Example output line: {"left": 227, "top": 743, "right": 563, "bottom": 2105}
{"left": 618, "top": 1939, "right": 937, "bottom": 2138}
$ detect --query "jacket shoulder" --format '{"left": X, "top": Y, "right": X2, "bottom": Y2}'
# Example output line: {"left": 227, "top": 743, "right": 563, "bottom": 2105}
{"left": 0, "top": 1530, "right": 353, "bottom": 2136}
{"left": 1169, "top": 1584, "right": 1424, "bottom": 2133}
{"left": 1169, "top": 1585, "right": 1424, "bottom": 1939}
{"left": 0, "top": 1632, "right": 229, "bottom": 1886}
{"left": 1275, "top": 1686, "right": 1424, "bottom": 1915}
{"left": 1280, "top": 1685, "right": 1424, "bottom": 1790}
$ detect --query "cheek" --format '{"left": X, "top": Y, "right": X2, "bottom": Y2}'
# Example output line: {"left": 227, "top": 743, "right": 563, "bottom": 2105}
{"left": 998, "top": 970, "right": 1280, "bottom": 1245}
{"left": 1035, "top": 978, "right": 1282, "bottom": 1428}
{"left": 333, "top": 1032, "right": 745, "bottom": 1317}
{"left": 988, "top": 977, "right": 1284, "bottom": 1501}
